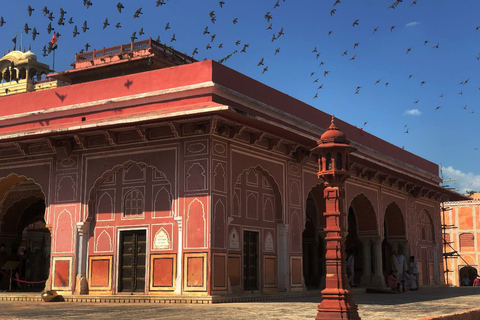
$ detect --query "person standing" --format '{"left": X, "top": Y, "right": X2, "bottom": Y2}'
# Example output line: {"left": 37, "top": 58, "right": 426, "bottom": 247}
{"left": 347, "top": 249, "right": 355, "bottom": 287}
{"left": 391, "top": 250, "right": 399, "bottom": 273}
{"left": 409, "top": 256, "right": 419, "bottom": 290}
{"left": 397, "top": 250, "right": 408, "bottom": 291}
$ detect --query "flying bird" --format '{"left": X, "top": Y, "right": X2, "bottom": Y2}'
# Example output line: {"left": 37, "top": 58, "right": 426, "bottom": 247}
{"left": 133, "top": 7, "right": 143, "bottom": 18}
{"left": 0, "top": 16, "right": 5, "bottom": 27}
{"left": 73, "top": 25, "right": 80, "bottom": 37}
{"left": 414, "top": 100, "right": 419, "bottom": 104}
{"left": 103, "top": 18, "right": 109, "bottom": 30}
{"left": 219, "top": 1, "right": 225, "bottom": 8}
{"left": 324, "top": 71, "right": 330, "bottom": 77}
{"left": 233, "top": 18, "right": 238, "bottom": 24}
{"left": 433, "top": 43, "right": 439, "bottom": 48}
{"left": 115, "top": 22, "right": 121, "bottom": 28}
{"left": 390, "top": 25, "right": 396, "bottom": 32}
{"left": 328, "top": 30, "right": 334, "bottom": 36}
{"left": 420, "top": 81, "right": 425, "bottom": 86}
{"left": 424, "top": 40, "right": 429, "bottom": 46}
{"left": 203, "top": 26, "right": 209, "bottom": 34}
{"left": 170, "top": 33, "right": 176, "bottom": 42}
{"left": 374, "top": 79, "right": 381, "bottom": 85}
{"left": 352, "top": 19, "right": 359, "bottom": 27}
{"left": 47, "top": 22, "right": 54, "bottom": 34}
{"left": 68, "top": 17, "right": 73, "bottom": 24}
{"left": 117, "top": 2, "right": 124, "bottom": 13}
{"left": 349, "top": 54, "right": 356, "bottom": 61}
{"left": 27, "top": 5, "right": 34, "bottom": 16}
{"left": 330, "top": 9, "right": 336, "bottom": 15}
{"left": 274, "top": 47, "right": 280, "bottom": 55}
{"left": 139, "top": 27, "right": 144, "bottom": 36}
{"left": 341, "top": 49, "right": 348, "bottom": 56}
{"left": 32, "top": 27, "right": 39, "bottom": 40}
{"left": 373, "top": 26, "right": 379, "bottom": 34}
{"left": 262, "top": 66, "right": 268, "bottom": 74}
{"left": 131, "top": 31, "right": 137, "bottom": 42}
{"left": 435, "top": 106, "right": 441, "bottom": 111}
{"left": 406, "top": 47, "right": 412, "bottom": 54}
{"left": 266, "top": 23, "right": 272, "bottom": 30}
{"left": 82, "top": 21, "right": 89, "bottom": 32}
{"left": 24, "top": 23, "right": 31, "bottom": 34}
{"left": 333, "top": 0, "right": 341, "bottom": 6}
{"left": 43, "top": 6, "right": 49, "bottom": 16}
{"left": 354, "top": 42, "right": 359, "bottom": 49}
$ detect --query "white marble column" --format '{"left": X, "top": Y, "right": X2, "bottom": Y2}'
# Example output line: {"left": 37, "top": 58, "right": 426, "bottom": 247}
{"left": 360, "top": 238, "right": 372, "bottom": 286}
{"left": 75, "top": 221, "right": 90, "bottom": 294}
{"left": 277, "top": 223, "right": 289, "bottom": 291}
{"left": 372, "top": 237, "right": 386, "bottom": 287}
{"left": 174, "top": 216, "right": 183, "bottom": 294}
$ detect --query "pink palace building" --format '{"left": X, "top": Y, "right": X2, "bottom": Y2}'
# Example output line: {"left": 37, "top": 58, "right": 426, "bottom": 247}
{"left": 0, "top": 39, "right": 466, "bottom": 300}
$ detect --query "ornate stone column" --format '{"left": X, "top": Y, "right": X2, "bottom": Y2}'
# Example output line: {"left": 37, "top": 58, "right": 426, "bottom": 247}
{"left": 312, "top": 116, "right": 360, "bottom": 320}
{"left": 174, "top": 216, "right": 183, "bottom": 294}
{"left": 372, "top": 237, "right": 386, "bottom": 287}
{"left": 75, "top": 221, "right": 90, "bottom": 294}
{"left": 277, "top": 223, "right": 289, "bottom": 291}
{"left": 360, "top": 237, "right": 372, "bottom": 286}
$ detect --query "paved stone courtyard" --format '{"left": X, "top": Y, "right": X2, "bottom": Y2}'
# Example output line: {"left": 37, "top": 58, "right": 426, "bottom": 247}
{"left": 0, "top": 286, "right": 479, "bottom": 320}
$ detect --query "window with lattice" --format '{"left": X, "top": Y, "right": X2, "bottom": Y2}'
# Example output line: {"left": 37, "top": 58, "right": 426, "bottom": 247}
{"left": 124, "top": 189, "right": 144, "bottom": 217}
{"left": 459, "top": 233, "right": 474, "bottom": 251}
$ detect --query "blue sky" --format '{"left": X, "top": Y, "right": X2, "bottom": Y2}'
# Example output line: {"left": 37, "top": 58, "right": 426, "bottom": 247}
{"left": 1, "top": 0, "right": 479, "bottom": 192}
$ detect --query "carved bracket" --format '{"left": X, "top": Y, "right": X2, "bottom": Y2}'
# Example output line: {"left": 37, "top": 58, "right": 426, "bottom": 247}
{"left": 73, "top": 134, "right": 87, "bottom": 150}
{"left": 14, "top": 142, "right": 28, "bottom": 156}
{"left": 135, "top": 126, "right": 148, "bottom": 142}
{"left": 104, "top": 130, "right": 118, "bottom": 146}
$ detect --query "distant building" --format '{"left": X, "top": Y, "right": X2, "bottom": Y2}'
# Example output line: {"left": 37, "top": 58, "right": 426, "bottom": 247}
{"left": 442, "top": 193, "right": 480, "bottom": 286}
{"left": 0, "top": 39, "right": 465, "bottom": 299}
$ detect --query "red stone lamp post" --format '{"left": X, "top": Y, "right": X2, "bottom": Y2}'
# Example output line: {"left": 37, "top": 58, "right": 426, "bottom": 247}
{"left": 311, "top": 116, "right": 360, "bottom": 320}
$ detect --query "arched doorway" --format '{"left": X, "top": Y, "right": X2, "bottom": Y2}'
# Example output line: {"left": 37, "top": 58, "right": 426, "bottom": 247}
{"left": 348, "top": 193, "right": 378, "bottom": 286}
{"left": 346, "top": 207, "right": 362, "bottom": 286}
{"left": 231, "top": 166, "right": 282, "bottom": 292}
{"left": 459, "top": 266, "right": 478, "bottom": 286}
{"left": 87, "top": 161, "right": 174, "bottom": 294}
{"left": 302, "top": 185, "right": 325, "bottom": 289}
{"left": 0, "top": 176, "right": 49, "bottom": 292}
{"left": 382, "top": 202, "right": 406, "bottom": 280}
{"left": 417, "top": 210, "right": 436, "bottom": 285}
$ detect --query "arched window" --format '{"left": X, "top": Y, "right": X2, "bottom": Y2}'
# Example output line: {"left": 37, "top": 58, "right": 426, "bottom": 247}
{"left": 336, "top": 153, "right": 343, "bottom": 170}
{"left": 326, "top": 153, "right": 332, "bottom": 170}
{"left": 124, "top": 189, "right": 144, "bottom": 217}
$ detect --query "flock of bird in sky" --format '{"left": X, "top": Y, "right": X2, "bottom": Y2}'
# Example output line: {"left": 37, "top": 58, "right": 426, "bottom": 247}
{"left": 1, "top": 0, "right": 480, "bottom": 190}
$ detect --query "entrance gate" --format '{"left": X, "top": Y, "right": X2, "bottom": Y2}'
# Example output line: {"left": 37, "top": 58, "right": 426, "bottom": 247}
{"left": 118, "top": 230, "right": 146, "bottom": 292}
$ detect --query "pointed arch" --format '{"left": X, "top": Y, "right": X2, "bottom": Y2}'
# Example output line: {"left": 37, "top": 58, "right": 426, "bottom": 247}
{"left": 349, "top": 193, "right": 378, "bottom": 235}
{"left": 384, "top": 202, "right": 406, "bottom": 238}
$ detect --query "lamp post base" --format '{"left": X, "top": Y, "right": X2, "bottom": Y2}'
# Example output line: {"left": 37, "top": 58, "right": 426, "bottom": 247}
{"left": 316, "top": 289, "right": 361, "bottom": 320}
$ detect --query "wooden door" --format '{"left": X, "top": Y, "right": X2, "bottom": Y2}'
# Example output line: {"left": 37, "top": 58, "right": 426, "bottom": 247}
{"left": 243, "top": 231, "right": 259, "bottom": 290}
{"left": 119, "top": 230, "right": 146, "bottom": 292}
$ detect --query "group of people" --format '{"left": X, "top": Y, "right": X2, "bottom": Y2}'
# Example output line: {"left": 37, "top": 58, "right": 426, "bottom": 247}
{"left": 387, "top": 250, "right": 419, "bottom": 292}
{"left": 462, "top": 274, "right": 480, "bottom": 287}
